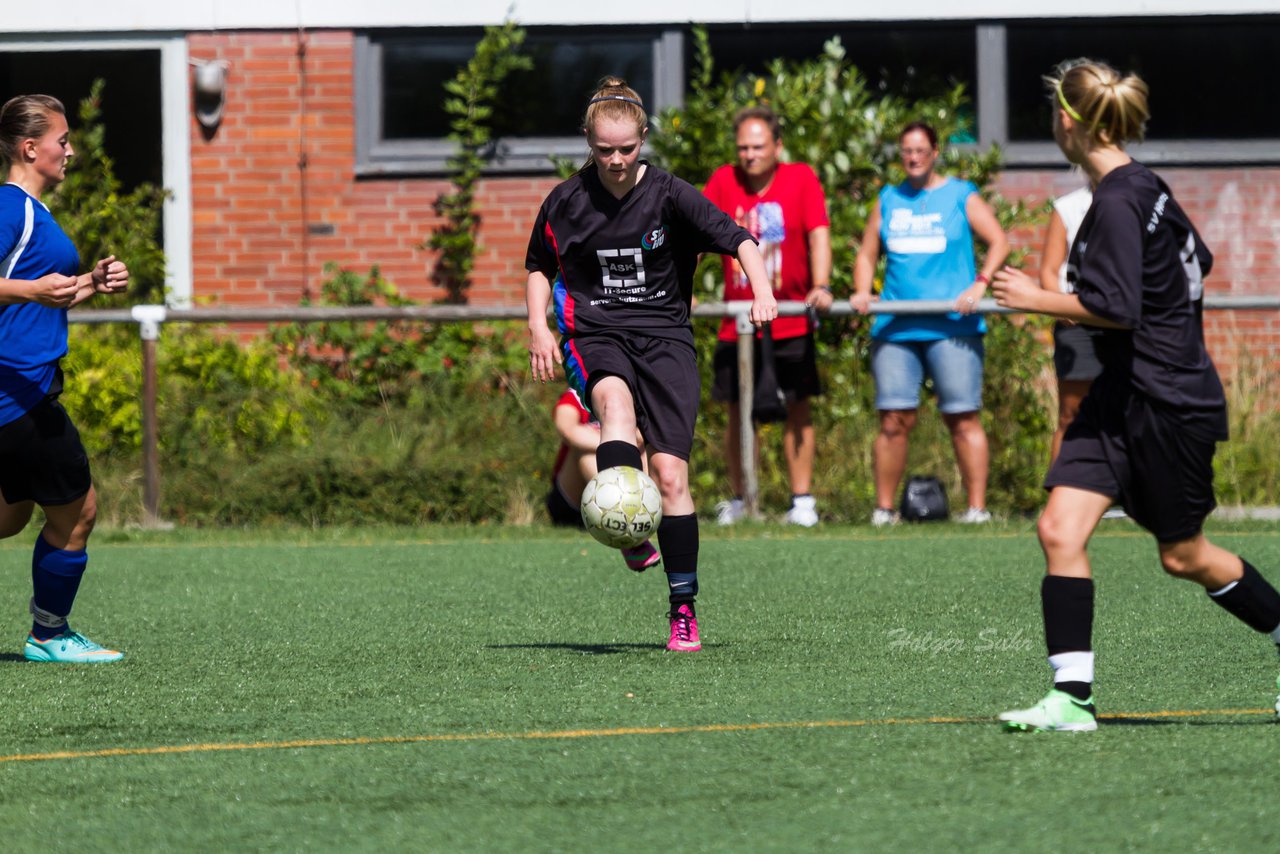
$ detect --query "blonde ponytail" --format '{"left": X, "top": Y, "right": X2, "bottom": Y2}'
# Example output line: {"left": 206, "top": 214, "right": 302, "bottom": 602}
{"left": 1045, "top": 58, "right": 1149, "bottom": 147}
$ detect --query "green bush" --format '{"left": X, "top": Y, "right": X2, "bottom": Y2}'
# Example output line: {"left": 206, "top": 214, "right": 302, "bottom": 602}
{"left": 641, "top": 31, "right": 1052, "bottom": 517}
{"left": 64, "top": 35, "right": 1273, "bottom": 527}
{"left": 156, "top": 371, "right": 556, "bottom": 526}
{"left": 1215, "top": 346, "right": 1280, "bottom": 506}
{"left": 63, "top": 325, "right": 316, "bottom": 460}
{"left": 272, "top": 263, "right": 529, "bottom": 409}
{"left": 63, "top": 324, "right": 320, "bottom": 525}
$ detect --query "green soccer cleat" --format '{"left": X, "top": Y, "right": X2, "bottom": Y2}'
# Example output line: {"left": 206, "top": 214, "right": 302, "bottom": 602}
{"left": 999, "top": 689, "right": 1097, "bottom": 733}
{"left": 23, "top": 630, "right": 124, "bottom": 663}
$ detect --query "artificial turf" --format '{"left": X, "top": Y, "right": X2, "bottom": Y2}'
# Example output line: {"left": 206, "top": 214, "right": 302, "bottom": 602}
{"left": 1, "top": 521, "right": 1276, "bottom": 850}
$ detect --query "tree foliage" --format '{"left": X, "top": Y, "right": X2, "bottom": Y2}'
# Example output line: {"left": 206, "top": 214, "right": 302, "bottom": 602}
{"left": 642, "top": 30, "right": 1054, "bottom": 513}
{"left": 425, "top": 20, "right": 533, "bottom": 304}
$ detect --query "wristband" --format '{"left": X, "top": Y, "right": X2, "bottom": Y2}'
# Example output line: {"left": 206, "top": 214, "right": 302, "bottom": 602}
{"left": 817, "top": 285, "right": 832, "bottom": 294}
{"left": 975, "top": 273, "right": 990, "bottom": 285}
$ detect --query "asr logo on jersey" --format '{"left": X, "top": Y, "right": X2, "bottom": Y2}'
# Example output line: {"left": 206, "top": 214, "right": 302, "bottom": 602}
{"left": 641, "top": 225, "right": 667, "bottom": 250}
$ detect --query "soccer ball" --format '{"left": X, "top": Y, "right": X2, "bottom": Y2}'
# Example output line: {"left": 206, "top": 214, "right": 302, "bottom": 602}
{"left": 580, "top": 466, "right": 663, "bottom": 549}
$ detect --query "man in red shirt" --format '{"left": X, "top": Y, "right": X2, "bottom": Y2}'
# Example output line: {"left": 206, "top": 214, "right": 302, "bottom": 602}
{"left": 703, "top": 106, "right": 832, "bottom": 526}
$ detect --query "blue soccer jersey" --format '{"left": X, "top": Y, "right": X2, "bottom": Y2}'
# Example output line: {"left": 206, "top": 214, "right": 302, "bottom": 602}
{"left": 0, "top": 183, "right": 80, "bottom": 425}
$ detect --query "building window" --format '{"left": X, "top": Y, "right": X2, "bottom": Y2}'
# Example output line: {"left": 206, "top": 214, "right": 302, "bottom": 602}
{"left": 704, "top": 23, "right": 977, "bottom": 141}
{"left": 1001, "top": 16, "right": 1280, "bottom": 165}
{"left": 356, "top": 28, "right": 681, "bottom": 175}
{"left": 355, "top": 17, "right": 1280, "bottom": 175}
{"left": 0, "top": 49, "right": 162, "bottom": 191}
{"left": 704, "top": 22, "right": 976, "bottom": 102}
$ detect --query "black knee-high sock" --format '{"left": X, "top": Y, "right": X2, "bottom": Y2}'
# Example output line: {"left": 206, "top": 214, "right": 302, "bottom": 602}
{"left": 659, "top": 513, "right": 698, "bottom": 609}
{"left": 1208, "top": 560, "right": 1280, "bottom": 636}
{"left": 1043, "top": 576, "right": 1095, "bottom": 654}
{"left": 1043, "top": 576, "right": 1095, "bottom": 700}
{"left": 596, "top": 440, "right": 643, "bottom": 472}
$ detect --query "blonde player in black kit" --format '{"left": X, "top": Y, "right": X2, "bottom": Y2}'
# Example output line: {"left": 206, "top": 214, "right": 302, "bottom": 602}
{"left": 991, "top": 59, "right": 1280, "bottom": 731}
{"left": 526, "top": 77, "right": 777, "bottom": 652}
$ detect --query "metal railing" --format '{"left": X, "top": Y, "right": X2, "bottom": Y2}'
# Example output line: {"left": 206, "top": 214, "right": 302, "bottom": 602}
{"left": 69, "top": 295, "right": 1280, "bottom": 526}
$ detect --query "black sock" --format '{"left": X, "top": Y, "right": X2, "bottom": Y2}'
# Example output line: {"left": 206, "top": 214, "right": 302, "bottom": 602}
{"left": 1207, "top": 559, "right": 1280, "bottom": 634}
{"left": 1042, "top": 576, "right": 1095, "bottom": 656}
{"left": 659, "top": 513, "right": 698, "bottom": 605}
{"left": 596, "top": 440, "right": 643, "bottom": 472}
{"left": 1055, "top": 681, "right": 1093, "bottom": 702}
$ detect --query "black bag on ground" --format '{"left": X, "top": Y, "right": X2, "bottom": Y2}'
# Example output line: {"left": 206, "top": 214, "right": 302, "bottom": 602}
{"left": 751, "top": 323, "right": 788, "bottom": 424}
{"left": 900, "top": 476, "right": 948, "bottom": 522}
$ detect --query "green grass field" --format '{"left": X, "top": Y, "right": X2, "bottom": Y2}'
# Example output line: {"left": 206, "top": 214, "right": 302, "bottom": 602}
{"left": 1, "top": 521, "right": 1277, "bottom": 850}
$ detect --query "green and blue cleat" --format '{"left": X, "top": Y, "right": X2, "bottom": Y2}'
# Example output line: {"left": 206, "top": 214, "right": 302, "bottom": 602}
{"left": 999, "top": 689, "right": 1097, "bottom": 732}
{"left": 23, "top": 630, "right": 124, "bottom": 663}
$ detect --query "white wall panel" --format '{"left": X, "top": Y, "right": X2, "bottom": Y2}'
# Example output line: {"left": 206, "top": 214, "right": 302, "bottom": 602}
{"left": 13, "top": 0, "right": 1280, "bottom": 33}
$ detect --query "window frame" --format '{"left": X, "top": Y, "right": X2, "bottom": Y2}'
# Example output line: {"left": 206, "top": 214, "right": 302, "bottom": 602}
{"left": 356, "top": 17, "right": 1280, "bottom": 176}
{"left": 0, "top": 33, "right": 193, "bottom": 306}
{"left": 977, "top": 18, "right": 1280, "bottom": 167}
{"left": 354, "top": 29, "right": 685, "bottom": 176}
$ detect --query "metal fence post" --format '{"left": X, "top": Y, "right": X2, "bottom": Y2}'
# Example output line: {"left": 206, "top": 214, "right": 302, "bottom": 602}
{"left": 734, "top": 306, "right": 758, "bottom": 520}
{"left": 131, "top": 305, "right": 167, "bottom": 528}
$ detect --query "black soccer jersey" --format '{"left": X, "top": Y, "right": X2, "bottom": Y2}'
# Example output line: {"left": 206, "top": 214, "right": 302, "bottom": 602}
{"left": 1068, "top": 161, "right": 1227, "bottom": 437}
{"left": 526, "top": 163, "right": 753, "bottom": 347}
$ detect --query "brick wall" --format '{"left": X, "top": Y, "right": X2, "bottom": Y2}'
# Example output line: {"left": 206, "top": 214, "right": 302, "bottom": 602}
{"left": 189, "top": 30, "right": 554, "bottom": 308}
{"left": 189, "top": 30, "right": 1278, "bottom": 377}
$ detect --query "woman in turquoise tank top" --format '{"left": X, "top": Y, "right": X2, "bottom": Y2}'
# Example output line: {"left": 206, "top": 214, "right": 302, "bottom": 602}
{"left": 850, "top": 122, "right": 1009, "bottom": 526}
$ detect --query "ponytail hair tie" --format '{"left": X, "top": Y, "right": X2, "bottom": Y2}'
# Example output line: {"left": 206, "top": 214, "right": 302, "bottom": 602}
{"left": 588, "top": 95, "right": 646, "bottom": 109}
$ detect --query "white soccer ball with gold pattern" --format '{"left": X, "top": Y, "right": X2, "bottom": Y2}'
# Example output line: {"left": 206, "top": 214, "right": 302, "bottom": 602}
{"left": 580, "top": 466, "right": 663, "bottom": 549}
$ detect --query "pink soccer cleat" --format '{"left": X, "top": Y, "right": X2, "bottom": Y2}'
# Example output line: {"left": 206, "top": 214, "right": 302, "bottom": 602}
{"left": 621, "top": 540, "right": 662, "bottom": 573}
{"left": 666, "top": 603, "right": 701, "bottom": 652}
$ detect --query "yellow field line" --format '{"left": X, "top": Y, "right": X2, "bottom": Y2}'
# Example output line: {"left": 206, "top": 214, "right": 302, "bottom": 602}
{"left": 0, "top": 708, "right": 1272, "bottom": 765}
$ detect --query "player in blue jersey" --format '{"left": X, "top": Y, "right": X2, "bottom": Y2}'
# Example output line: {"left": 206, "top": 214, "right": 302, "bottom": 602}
{"left": 992, "top": 60, "right": 1280, "bottom": 730}
{"left": 0, "top": 95, "right": 129, "bottom": 662}
{"left": 526, "top": 77, "right": 776, "bottom": 652}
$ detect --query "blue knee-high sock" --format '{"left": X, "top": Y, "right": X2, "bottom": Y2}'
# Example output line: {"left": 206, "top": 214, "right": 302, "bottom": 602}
{"left": 659, "top": 513, "right": 699, "bottom": 608}
{"left": 31, "top": 536, "right": 88, "bottom": 640}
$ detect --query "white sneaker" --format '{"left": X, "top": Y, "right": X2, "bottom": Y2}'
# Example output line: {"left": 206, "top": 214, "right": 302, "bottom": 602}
{"left": 956, "top": 507, "right": 992, "bottom": 524}
{"left": 870, "top": 507, "right": 900, "bottom": 527}
{"left": 783, "top": 495, "right": 819, "bottom": 528}
{"left": 715, "top": 498, "right": 745, "bottom": 526}
{"left": 1101, "top": 506, "right": 1128, "bottom": 520}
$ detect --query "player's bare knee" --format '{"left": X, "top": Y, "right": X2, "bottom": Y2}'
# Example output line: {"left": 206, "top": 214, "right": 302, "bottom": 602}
{"left": 1158, "top": 546, "right": 1202, "bottom": 580}
{"left": 647, "top": 464, "right": 687, "bottom": 502}
{"left": 1037, "top": 511, "right": 1084, "bottom": 556}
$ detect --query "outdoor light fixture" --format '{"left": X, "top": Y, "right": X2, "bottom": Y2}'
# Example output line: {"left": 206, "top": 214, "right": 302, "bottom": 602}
{"left": 191, "top": 59, "right": 229, "bottom": 131}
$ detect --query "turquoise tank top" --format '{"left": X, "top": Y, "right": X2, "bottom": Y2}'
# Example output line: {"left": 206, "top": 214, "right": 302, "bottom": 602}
{"left": 873, "top": 178, "right": 984, "bottom": 342}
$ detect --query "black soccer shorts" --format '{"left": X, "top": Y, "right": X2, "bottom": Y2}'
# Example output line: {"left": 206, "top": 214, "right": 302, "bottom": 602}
{"left": 1045, "top": 390, "right": 1220, "bottom": 543}
{"left": 566, "top": 332, "right": 700, "bottom": 461}
{"left": 710, "top": 333, "right": 822, "bottom": 404}
{"left": 0, "top": 393, "right": 92, "bottom": 506}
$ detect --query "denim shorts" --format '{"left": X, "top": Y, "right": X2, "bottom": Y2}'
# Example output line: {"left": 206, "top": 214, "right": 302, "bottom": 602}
{"left": 871, "top": 336, "right": 984, "bottom": 414}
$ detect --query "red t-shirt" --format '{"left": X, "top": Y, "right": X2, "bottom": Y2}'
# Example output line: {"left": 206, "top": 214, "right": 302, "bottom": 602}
{"left": 551, "top": 388, "right": 595, "bottom": 482}
{"left": 703, "top": 161, "right": 829, "bottom": 341}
